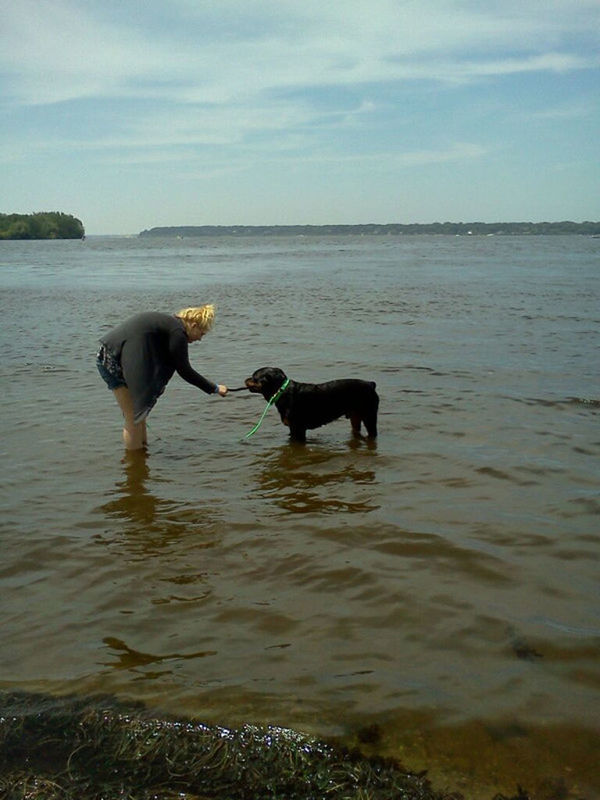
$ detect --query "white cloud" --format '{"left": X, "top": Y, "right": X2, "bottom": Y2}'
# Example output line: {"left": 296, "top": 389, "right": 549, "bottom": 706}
{"left": 527, "top": 101, "right": 594, "bottom": 120}
{"left": 2, "top": 0, "right": 598, "bottom": 232}
{"left": 2, "top": 0, "right": 598, "bottom": 106}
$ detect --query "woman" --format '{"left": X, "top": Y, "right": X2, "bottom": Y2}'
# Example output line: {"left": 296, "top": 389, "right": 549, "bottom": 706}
{"left": 96, "top": 305, "right": 228, "bottom": 450}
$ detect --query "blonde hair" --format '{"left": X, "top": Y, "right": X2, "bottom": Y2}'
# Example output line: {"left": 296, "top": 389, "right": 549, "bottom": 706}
{"left": 176, "top": 304, "right": 215, "bottom": 332}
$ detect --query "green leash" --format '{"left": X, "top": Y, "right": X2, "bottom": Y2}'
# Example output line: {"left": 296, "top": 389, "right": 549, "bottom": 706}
{"left": 245, "top": 378, "right": 290, "bottom": 439}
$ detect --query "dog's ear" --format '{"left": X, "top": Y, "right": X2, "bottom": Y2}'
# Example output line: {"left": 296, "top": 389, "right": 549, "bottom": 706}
{"left": 270, "top": 367, "right": 287, "bottom": 382}
{"left": 253, "top": 367, "right": 272, "bottom": 380}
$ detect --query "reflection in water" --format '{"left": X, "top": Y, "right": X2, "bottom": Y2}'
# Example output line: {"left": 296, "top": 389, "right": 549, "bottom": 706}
{"left": 95, "top": 454, "right": 221, "bottom": 681}
{"left": 254, "top": 441, "right": 379, "bottom": 514}
{"left": 101, "top": 636, "right": 216, "bottom": 672}
{"left": 101, "top": 451, "right": 157, "bottom": 530}
{"left": 97, "top": 450, "right": 220, "bottom": 555}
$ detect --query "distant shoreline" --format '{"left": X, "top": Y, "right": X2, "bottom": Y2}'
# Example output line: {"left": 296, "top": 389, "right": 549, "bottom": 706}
{"left": 0, "top": 212, "right": 85, "bottom": 240}
{"left": 139, "top": 221, "right": 600, "bottom": 237}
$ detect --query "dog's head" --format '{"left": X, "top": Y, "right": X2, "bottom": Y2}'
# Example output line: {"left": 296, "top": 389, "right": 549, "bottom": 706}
{"left": 245, "top": 367, "right": 288, "bottom": 399}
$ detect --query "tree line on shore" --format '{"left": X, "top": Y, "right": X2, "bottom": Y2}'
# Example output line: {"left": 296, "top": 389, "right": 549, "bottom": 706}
{"left": 0, "top": 212, "right": 85, "bottom": 240}
{"left": 2, "top": 214, "right": 598, "bottom": 239}
{"left": 140, "top": 221, "right": 600, "bottom": 237}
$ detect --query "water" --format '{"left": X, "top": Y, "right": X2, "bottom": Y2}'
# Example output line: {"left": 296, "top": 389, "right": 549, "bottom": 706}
{"left": 1, "top": 234, "right": 599, "bottom": 798}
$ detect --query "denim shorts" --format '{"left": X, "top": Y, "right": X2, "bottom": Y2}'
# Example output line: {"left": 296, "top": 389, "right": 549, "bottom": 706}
{"left": 96, "top": 344, "right": 126, "bottom": 390}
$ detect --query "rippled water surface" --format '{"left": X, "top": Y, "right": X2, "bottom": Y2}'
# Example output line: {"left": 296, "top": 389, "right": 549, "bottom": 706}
{"left": 1, "top": 234, "right": 599, "bottom": 798}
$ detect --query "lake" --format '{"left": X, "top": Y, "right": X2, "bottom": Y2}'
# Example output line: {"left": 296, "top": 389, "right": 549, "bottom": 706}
{"left": 1, "top": 233, "right": 598, "bottom": 798}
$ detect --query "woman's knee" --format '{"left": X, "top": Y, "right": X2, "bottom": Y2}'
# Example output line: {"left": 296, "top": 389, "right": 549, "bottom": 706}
{"left": 122, "top": 425, "right": 146, "bottom": 450}
{"left": 113, "top": 387, "right": 135, "bottom": 422}
{"left": 112, "top": 388, "right": 146, "bottom": 449}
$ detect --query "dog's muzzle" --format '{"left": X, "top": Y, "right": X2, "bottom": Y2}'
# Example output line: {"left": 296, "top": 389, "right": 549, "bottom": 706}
{"left": 245, "top": 378, "right": 263, "bottom": 393}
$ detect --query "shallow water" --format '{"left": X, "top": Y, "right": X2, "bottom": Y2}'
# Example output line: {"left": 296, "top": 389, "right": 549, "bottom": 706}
{"left": 1, "top": 234, "right": 599, "bottom": 798}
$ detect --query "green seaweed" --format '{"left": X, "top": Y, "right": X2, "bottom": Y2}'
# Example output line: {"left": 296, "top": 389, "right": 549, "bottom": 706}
{"left": 0, "top": 691, "right": 467, "bottom": 800}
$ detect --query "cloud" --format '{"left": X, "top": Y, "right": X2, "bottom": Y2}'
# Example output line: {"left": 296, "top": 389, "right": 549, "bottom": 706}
{"left": 1, "top": 0, "right": 597, "bottom": 234}
{"left": 2, "top": 0, "right": 598, "bottom": 107}
{"left": 527, "top": 101, "right": 595, "bottom": 120}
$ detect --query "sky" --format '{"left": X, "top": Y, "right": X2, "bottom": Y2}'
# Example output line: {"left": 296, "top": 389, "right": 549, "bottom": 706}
{"left": 1, "top": 1, "right": 599, "bottom": 235}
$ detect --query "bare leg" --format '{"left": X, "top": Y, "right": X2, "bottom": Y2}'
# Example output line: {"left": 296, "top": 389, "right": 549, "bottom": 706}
{"left": 112, "top": 387, "right": 146, "bottom": 450}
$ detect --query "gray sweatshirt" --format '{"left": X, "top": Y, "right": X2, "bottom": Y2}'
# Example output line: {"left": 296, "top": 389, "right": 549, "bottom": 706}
{"left": 100, "top": 311, "right": 217, "bottom": 422}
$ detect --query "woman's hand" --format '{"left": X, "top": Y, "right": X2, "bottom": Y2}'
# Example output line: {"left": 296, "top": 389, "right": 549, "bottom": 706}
{"left": 215, "top": 384, "right": 228, "bottom": 396}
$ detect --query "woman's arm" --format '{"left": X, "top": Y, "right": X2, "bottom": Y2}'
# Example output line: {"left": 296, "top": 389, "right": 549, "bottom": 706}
{"left": 169, "top": 330, "right": 218, "bottom": 394}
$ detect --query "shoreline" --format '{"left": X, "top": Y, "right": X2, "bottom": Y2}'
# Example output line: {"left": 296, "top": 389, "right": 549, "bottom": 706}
{"left": 138, "top": 221, "right": 600, "bottom": 238}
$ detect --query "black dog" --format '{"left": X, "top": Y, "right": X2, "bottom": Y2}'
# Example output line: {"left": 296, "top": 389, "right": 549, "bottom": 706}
{"left": 245, "top": 367, "right": 379, "bottom": 442}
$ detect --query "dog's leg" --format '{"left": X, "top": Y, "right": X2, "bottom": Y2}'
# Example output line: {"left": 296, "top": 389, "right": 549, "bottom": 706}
{"left": 362, "top": 411, "right": 378, "bottom": 438}
{"left": 349, "top": 412, "right": 362, "bottom": 436}
{"left": 289, "top": 424, "right": 307, "bottom": 443}
{"left": 363, "top": 414, "right": 377, "bottom": 439}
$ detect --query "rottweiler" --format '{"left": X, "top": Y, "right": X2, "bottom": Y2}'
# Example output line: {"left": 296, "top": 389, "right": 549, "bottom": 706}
{"left": 245, "top": 366, "right": 379, "bottom": 442}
